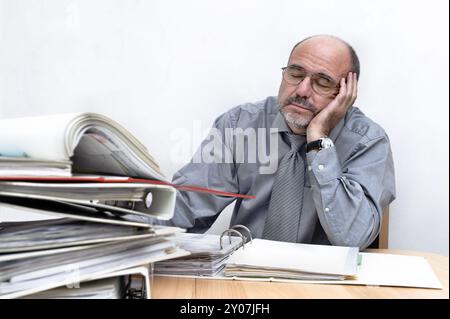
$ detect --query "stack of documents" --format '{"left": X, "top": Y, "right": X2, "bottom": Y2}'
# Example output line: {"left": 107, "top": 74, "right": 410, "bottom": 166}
{"left": 0, "top": 113, "right": 166, "bottom": 181}
{"left": 225, "top": 239, "right": 359, "bottom": 280}
{"left": 0, "top": 112, "right": 179, "bottom": 221}
{"left": 22, "top": 276, "right": 125, "bottom": 299}
{"left": 0, "top": 218, "right": 181, "bottom": 253}
{"left": 154, "top": 233, "right": 244, "bottom": 276}
{"left": 0, "top": 113, "right": 193, "bottom": 299}
{"left": 0, "top": 233, "right": 188, "bottom": 298}
{"left": 0, "top": 202, "right": 189, "bottom": 299}
{"left": 0, "top": 157, "right": 72, "bottom": 177}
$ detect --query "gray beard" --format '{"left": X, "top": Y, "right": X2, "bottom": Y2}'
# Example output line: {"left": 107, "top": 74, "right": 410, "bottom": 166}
{"left": 280, "top": 107, "right": 313, "bottom": 129}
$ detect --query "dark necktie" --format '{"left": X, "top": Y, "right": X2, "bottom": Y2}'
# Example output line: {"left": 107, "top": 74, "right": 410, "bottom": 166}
{"left": 263, "top": 133, "right": 306, "bottom": 242}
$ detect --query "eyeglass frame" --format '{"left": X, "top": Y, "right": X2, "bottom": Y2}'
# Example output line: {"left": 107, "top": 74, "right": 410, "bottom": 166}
{"left": 281, "top": 64, "right": 341, "bottom": 97}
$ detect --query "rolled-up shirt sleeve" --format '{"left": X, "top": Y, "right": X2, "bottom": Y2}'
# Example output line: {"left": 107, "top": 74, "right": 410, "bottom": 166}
{"left": 306, "top": 134, "right": 396, "bottom": 249}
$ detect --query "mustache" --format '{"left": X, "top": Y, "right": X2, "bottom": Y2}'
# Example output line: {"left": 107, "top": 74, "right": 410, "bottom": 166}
{"left": 284, "top": 96, "right": 317, "bottom": 113}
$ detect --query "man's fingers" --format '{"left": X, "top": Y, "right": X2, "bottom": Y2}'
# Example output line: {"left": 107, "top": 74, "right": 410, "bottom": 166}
{"left": 336, "top": 77, "right": 347, "bottom": 102}
{"left": 336, "top": 74, "right": 352, "bottom": 111}
{"left": 352, "top": 73, "right": 358, "bottom": 103}
{"left": 346, "top": 73, "right": 353, "bottom": 102}
{"left": 344, "top": 72, "right": 357, "bottom": 107}
{"left": 341, "top": 77, "right": 347, "bottom": 92}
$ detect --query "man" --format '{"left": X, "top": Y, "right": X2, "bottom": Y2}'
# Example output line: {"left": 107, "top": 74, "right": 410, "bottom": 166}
{"left": 168, "top": 35, "right": 395, "bottom": 249}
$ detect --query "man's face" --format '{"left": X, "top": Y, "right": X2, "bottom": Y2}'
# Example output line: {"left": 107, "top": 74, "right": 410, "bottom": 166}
{"left": 277, "top": 38, "right": 352, "bottom": 132}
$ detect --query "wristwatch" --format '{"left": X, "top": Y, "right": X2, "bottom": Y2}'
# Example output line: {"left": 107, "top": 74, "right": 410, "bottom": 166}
{"left": 306, "top": 137, "right": 334, "bottom": 152}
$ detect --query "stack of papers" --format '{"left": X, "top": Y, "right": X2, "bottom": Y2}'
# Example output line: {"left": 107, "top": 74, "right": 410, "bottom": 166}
{"left": 154, "top": 233, "right": 243, "bottom": 276}
{"left": 0, "top": 218, "right": 178, "bottom": 253}
{"left": 225, "top": 239, "right": 359, "bottom": 280}
{"left": 0, "top": 157, "right": 71, "bottom": 177}
{"left": 0, "top": 224, "right": 188, "bottom": 299}
{"left": 0, "top": 112, "right": 193, "bottom": 299}
{"left": 0, "top": 113, "right": 179, "bottom": 221}
{"left": 0, "top": 112, "right": 254, "bottom": 298}
{"left": 22, "top": 277, "right": 124, "bottom": 299}
{"left": 0, "top": 196, "right": 189, "bottom": 299}
{"left": 0, "top": 113, "right": 166, "bottom": 181}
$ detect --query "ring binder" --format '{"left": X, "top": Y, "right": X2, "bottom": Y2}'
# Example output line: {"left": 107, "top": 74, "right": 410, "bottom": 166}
{"left": 103, "top": 200, "right": 136, "bottom": 210}
{"left": 154, "top": 232, "right": 245, "bottom": 277}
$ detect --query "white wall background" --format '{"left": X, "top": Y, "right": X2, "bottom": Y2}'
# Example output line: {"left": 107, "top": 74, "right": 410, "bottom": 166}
{"left": 0, "top": 0, "right": 448, "bottom": 255}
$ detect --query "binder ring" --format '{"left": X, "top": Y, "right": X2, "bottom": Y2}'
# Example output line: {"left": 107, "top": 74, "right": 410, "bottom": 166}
{"left": 219, "top": 229, "right": 245, "bottom": 250}
{"left": 230, "top": 224, "right": 252, "bottom": 244}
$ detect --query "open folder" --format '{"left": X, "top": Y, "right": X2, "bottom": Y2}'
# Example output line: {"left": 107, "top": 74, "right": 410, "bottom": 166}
{"left": 154, "top": 226, "right": 443, "bottom": 289}
{"left": 0, "top": 113, "right": 166, "bottom": 181}
{"left": 225, "top": 238, "right": 359, "bottom": 280}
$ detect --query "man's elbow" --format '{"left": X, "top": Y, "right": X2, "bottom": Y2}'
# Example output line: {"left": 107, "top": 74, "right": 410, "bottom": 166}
{"left": 330, "top": 236, "right": 368, "bottom": 249}
{"left": 329, "top": 227, "right": 377, "bottom": 250}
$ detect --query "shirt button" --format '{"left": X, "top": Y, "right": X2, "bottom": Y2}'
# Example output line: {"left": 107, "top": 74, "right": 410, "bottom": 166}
{"left": 307, "top": 165, "right": 312, "bottom": 171}
{"left": 324, "top": 207, "right": 330, "bottom": 213}
{"left": 318, "top": 164, "right": 324, "bottom": 171}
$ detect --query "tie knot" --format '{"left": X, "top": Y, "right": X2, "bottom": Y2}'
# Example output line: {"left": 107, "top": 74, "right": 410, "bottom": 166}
{"left": 286, "top": 133, "right": 305, "bottom": 152}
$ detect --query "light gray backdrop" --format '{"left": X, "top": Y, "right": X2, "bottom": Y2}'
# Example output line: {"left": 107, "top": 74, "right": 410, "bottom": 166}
{"left": 0, "top": 0, "right": 448, "bottom": 255}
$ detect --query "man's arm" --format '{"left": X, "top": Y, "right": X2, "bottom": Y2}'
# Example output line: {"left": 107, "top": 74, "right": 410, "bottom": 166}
{"left": 307, "top": 133, "right": 396, "bottom": 249}
{"left": 306, "top": 72, "right": 395, "bottom": 249}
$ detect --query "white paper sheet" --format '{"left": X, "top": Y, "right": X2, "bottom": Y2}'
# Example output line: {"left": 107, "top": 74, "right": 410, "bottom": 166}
{"left": 225, "top": 238, "right": 358, "bottom": 278}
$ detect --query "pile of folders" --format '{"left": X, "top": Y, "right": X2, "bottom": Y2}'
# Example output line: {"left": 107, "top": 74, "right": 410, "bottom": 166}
{"left": 0, "top": 112, "right": 193, "bottom": 299}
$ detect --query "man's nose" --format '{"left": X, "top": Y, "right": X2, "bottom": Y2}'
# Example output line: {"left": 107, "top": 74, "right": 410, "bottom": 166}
{"left": 294, "top": 76, "right": 313, "bottom": 98}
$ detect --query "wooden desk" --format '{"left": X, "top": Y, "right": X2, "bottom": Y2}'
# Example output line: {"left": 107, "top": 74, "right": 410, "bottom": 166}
{"left": 152, "top": 249, "right": 449, "bottom": 299}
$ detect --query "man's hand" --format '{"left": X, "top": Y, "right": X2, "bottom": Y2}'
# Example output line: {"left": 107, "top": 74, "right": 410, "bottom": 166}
{"left": 306, "top": 72, "right": 358, "bottom": 143}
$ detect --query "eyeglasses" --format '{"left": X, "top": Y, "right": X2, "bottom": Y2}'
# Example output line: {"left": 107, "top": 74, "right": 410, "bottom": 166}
{"left": 281, "top": 65, "right": 340, "bottom": 97}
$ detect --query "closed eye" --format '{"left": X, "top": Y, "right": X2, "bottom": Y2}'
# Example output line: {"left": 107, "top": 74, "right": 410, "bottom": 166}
{"left": 315, "top": 76, "right": 334, "bottom": 87}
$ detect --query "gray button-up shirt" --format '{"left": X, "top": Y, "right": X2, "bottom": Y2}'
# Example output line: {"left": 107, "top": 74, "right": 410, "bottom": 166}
{"left": 168, "top": 96, "right": 396, "bottom": 249}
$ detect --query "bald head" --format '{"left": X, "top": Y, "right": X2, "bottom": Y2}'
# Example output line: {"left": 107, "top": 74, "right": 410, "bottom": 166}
{"left": 288, "top": 35, "right": 360, "bottom": 79}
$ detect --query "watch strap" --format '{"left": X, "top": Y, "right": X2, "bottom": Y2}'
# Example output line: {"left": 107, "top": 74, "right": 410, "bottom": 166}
{"left": 306, "top": 139, "right": 322, "bottom": 152}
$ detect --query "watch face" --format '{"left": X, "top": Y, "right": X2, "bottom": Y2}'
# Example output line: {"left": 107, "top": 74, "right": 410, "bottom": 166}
{"left": 321, "top": 138, "right": 334, "bottom": 148}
